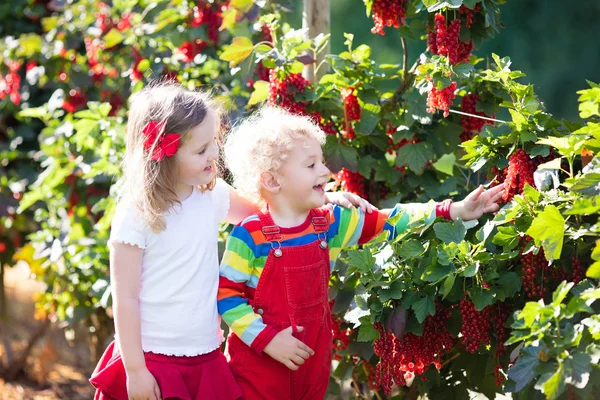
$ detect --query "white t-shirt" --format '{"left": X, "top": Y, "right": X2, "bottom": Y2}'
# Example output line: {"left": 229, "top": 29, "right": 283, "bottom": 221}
{"left": 109, "top": 179, "right": 230, "bottom": 356}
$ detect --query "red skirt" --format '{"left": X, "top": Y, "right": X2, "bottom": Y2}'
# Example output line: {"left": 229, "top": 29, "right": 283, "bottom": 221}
{"left": 90, "top": 341, "right": 243, "bottom": 400}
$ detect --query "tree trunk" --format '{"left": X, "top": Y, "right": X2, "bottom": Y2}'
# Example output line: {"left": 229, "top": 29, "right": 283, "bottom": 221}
{"left": 0, "top": 262, "right": 7, "bottom": 322}
{"left": 302, "top": 0, "right": 330, "bottom": 84}
{"left": 2, "top": 319, "right": 50, "bottom": 381}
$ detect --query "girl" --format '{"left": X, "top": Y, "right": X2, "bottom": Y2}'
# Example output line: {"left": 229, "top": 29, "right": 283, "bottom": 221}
{"left": 89, "top": 82, "right": 370, "bottom": 400}
{"left": 218, "top": 107, "right": 504, "bottom": 400}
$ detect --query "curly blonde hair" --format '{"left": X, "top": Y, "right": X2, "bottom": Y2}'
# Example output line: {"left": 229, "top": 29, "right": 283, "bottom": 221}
{"left": 122, "top": 80, "right": 221, "bottom": 232}
{"left": 224, "top": 106, "right": 326, "bottom": 203}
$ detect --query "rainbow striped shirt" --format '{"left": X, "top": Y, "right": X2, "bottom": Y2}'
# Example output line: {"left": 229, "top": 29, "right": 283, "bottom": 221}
{"left": 217, "top": 202, "right": 435, "bottom": 353}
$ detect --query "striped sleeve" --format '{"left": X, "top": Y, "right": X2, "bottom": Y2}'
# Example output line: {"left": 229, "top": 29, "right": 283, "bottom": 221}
{"left": 328, "top": 201, "right": 437, "bottom": 250}
{"left": 217, "top": 224, "right": 277, "bottom": 354}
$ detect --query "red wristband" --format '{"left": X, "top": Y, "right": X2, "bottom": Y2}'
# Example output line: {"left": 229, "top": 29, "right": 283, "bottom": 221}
{"left": 435, "top": 199, "right": 453, "bottom": 220}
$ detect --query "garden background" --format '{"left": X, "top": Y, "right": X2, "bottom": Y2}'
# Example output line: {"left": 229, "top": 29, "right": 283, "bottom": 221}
{"left": 1, "top": 0, "right": 600, "bottom": 399}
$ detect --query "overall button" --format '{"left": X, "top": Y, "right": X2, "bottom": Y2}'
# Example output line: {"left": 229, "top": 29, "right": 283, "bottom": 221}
{"left": 257, "top": 308, "right": 264, "bottom": 315}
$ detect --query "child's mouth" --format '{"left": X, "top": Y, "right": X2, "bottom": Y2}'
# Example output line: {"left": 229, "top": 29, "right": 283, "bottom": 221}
{"left": 204, "top": 165, "right": 213, "bottom": 172}
{"left": 313, "top": 183, "right": 325, "bottom": 193}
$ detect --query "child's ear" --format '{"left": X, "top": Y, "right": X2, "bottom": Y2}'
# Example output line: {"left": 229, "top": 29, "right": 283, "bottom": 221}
{"left": 259, "top": 171, "right": 281, "bottom": 194}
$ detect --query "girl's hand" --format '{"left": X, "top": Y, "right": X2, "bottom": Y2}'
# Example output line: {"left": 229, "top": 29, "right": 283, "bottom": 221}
{"left": 264, "top": 326, "right": 315, "bottom": 371}
{"left": 450, "top": 184, "right": 505, "bottom": 221}
{"left": 325, "top": 191, "right": 374, "bottom": 214}
{"left": 127, "top": 367, "right": 161, "bottom": 400}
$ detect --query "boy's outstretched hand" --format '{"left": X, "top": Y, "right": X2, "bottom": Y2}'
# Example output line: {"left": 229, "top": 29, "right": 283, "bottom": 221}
{"left": 450, "top": 184, "right": 505, "bottom": 221}
{"left": 325, "top": 191, "right": 374, "bottom": 214}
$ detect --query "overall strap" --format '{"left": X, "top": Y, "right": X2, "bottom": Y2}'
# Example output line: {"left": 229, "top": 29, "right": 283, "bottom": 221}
{"left": 309, "top": 208, "right": 330, "bottom": 233}
{"left": 256, "top": 209, "right": 282, "bottom": 243}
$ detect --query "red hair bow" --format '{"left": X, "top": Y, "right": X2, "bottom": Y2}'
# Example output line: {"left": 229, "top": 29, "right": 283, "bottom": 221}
{"left": 142, "top": 120, "right": 181, "bottom": 161}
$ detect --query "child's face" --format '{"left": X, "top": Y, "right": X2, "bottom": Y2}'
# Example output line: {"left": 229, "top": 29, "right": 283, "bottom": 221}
{"left": 175, "top": 109, "right": 218, "bottom": 187}
{"left": 276, "top": 137, "right": 331, "bottom": 212}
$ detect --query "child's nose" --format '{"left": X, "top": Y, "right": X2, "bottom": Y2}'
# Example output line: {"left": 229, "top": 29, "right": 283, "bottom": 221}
{"left": 207, "top": 141, "right": 218, "bottom": 161}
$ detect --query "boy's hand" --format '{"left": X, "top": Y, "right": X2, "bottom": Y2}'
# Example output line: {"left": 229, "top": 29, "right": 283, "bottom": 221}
{"left": 127, "top": 366, "right": 162, "bottom": 400}
{"left": 263, "top": 326, "right": 315, "bottom": 370}
{"left": 325, "top": 192, "right": 374, "bottom": 214}
{"left": 450, "top": 184, "right": 505, "bottom": 221}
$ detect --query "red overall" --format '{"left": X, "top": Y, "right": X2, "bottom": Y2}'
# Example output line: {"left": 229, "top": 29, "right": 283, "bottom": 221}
{"left": 227, "top": 209, "right": 333, "bottom": 400}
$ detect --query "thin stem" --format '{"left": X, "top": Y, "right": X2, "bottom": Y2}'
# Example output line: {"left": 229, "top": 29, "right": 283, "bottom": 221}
{"left": 441, "top": 352, "right": 461, "bottom": 368}
{"left": 401, "top": 37, "right": 408, "bottom": 82}
{"left": 314, "top": 58, "right": 329, "bottom": 75}
{"left": 448, "top": 109, "right": 509, "bottom": 124}
{"left": 568, "top": 156, "right": 574, "bottom": 179}
{"left": 350, "top": 374, "right": 369, "bottom": 399}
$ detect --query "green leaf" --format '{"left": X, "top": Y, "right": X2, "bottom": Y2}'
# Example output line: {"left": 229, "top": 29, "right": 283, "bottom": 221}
{"left": 537, "top": 157, "right": 562, "bottom": 171}
{"left": 469, "top": 288, "right": 494, "bottom": 311}
{"left": 18, "top": 107, "right": 47, "bottom": 119}
{"left": 552, "top": 281, "right": 574, "bottom": 306}
{"left": 496, "top": 271, "right": 521, "bottom": 299}
{"left": 422, "top": 263, "right": 453, "bottom": 283}
{"left": 412, "top": 296, "right": 435, "bottom": 324}
{"left": 357, "top": 155, "right": 378, "bottom": 178}
{"left": 103, "top": 28, "right": 123, "bottom": 48}
{"left": 230, "top": 0, "right": 254, "bottom": 13}
{"left": 323, "top": 135, "right": 358, "bottom": 173}
{"left": 440, "top": 274, "right": 456, "bottom": 299}
{"left": 396, "top": 142, "right": 434, "bottom": 175}
{"left": 518, "top": 301, "right": 543, "bottom": 327}
{"left": 462, "top": 261, "right": 479, "bottom": 278}
{"left": 564, "top": 353, "right": 591, "bottom": 389}
{"left": 507, "top": 346, "right": 542, "bottom": 392}
{"left": 492, "top": 226, "right": 520, "bottom": 252}
{"left": 220, "top": 37, "right": 254, "bottom": 66}
{"left": 453, "top": 62, "right": 474, "bottom": 78}
{"left": 248, "top": 80, "right": 269, "bottom": 106}
{"left": 526, "top": 205, "right": 565, "bottom": 262}
{"left": 523, "top": 184, "right": 541, "bottom": 204}
{"left": 537, "top": 135, "right": 587, "bottom": 158}
{"left": 396, "top": 239, "right": 425, "bottom": 259}
{"left": 509, "top": 109, "right": 528, "bottom": 131}
{"left": 569, "top": 173, "right": 600, "bottom": 196}
{"left": 379, "top": 281, "right": 404, "bottom": 302}
{"left": 577, "top": 87, "right": 600, "bottom": 118}
{"left": 566, "top": 197, "right": 600, "bottom": 215}
{"left": 16, "top": 34, "right": 44, "bottom": 58}
{"left": 355, "top": 103, "right": 381, "bottom": 135}
{"left": 434, "top": 220, "right": 466, "bottom": 245}
{"left": 433, "top": 153, "right": 456, "bottom": 176}
{"left": 437, "top": 243, "right": 459, "bottom": 266}
{"left": 587, "top": 262, "right": 600, "bottom": 279}
{"left": 137, "top": 59, "right": 150, "bottom": 73}
{"left": 362, "top": 0, "right": 373, "bottom": 16}
{"left": 357, "top": 317, "right": 379, "bottom": 342}
{"left": 535, "top": 363, "right": 565, "bottom": 400}
{"left": 345, "top": 250, "right": 375, "bottom": 273}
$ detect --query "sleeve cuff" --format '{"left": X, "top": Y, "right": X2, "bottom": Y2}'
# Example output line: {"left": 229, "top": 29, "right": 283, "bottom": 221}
{"left": 435, "top": 199, "right": 453, "bottom": 220}
{"left": 250, "top": 325, "right": 279, "bottom": 354}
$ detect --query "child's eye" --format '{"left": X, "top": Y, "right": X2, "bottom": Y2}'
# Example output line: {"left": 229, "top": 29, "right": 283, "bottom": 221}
{"left": 198, "top": 148, "right": 206, "bottom": 155}
{"left": 308, "top": 163, "right": 315, "bottom": 168}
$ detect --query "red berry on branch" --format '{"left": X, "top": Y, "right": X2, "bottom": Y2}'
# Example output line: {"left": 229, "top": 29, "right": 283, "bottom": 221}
{"left": 62, "top": 90, "right": 87, "bottom": 113}
{"left": 460, "top": 297, "right": 491, "bottom": 353}
{"left": 268, "top": 70, "right": 311, "bottom": 115}
{"left": 458, "top": 4, "right": 482, "bottom": 28}
{"left": 427, "top": 81, "right": 457, "bottom": 117}
{"left": 334, "top": 169, "right": 366, "bottom": 198}
{"left": 571, "top": 257, "right": 584, "bottom": 284}
{"left": 117, "top": 13, "right": 132, "bottom": 31}
{"left": 370, "top": 0, "right": 408, "bottom": 35}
